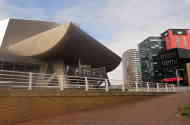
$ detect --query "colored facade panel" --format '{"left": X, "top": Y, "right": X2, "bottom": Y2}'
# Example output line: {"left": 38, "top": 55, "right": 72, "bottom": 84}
{"left": 161, "top": 29, "right": 190, "bottom": 50}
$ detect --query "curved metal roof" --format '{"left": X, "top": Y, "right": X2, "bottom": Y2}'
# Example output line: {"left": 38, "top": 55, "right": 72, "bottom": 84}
{"left": 8, "top": 23, "right": 121, "bottom": 72}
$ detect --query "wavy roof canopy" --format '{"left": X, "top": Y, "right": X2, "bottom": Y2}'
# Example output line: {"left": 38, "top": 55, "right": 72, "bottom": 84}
{"left": 1, "top": 18, "right": 59, "bottom": 48}
{"left": 9, "top": 22, "right": 121, "bottom": 72}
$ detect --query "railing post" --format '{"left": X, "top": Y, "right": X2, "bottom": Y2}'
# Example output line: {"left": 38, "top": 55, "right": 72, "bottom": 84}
{"left": 105, "top": 79, "right": 109, "bottom": 92}
{"left": 122, "top": 82, "right": 126, "bottom": 92}
{"left": 60, "top": 74, "right": 64, "bottom": 91}
{"left": 135, "top": 82, "right": 138, "bottom": 92}
{"left": 165, "top": 83, "right": 168, "bottom": 92}
{"left": 85, "top": 77, "right": 89, "bottom": 91}
{"left": 146, "top": 82, "right": 150, "bottom": 92}
{"left": 28, "top": 72, "right": 32, "bottom": 90}
{"left": 172, "top": 84, "right": 176, "bottom": 92}
{"left": 156, "top": 83, "right": 160, "bottom": 92}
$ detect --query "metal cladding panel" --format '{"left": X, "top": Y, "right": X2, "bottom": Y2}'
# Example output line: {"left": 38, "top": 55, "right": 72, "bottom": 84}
{"left": 1, "top": 18, "right": 59, "bottom": 48}
{"left": 122, "top": 49, "right": 141, "bottom": 84}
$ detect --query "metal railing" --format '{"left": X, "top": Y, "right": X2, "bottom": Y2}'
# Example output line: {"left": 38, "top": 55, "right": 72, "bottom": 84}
{"left": 0, "top": 69, "right": 189, "bottom": 93}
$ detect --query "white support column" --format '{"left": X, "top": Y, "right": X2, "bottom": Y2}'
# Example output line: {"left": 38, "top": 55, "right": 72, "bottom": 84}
{"left": 105, "top": 79, "right": 109, "bottom": 92}
{"left": 85, "top": 77, "right": 89, "bottom": 91}
{"left": 156, "top": 83, "right": 160, "bottom": 92}
{"left": 146, "top": 82, "right": 150, "bottom": 92}
{"left": 28, "top": 72, "right": 32, "bottom": 90}
{"left": 53, "top": 62, "right": 66, "bottom": 91}
{"left": 135, "top": 82, "right": 138, "bottom": 92}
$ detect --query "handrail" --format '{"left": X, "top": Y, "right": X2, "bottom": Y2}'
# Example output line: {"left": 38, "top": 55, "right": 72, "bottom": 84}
{"left": 0, "top": 69, "right": 188, "bottom": 92}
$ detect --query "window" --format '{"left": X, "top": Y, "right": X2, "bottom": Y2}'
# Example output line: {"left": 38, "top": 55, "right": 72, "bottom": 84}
{"left": 3, "top": 62, "right": 13, "bottom": 70}
{"left": 15, "top": 64, "right": 25, "bottom": 71}
{"left": 173, "top": 29, "right": 187, "bottom": 35}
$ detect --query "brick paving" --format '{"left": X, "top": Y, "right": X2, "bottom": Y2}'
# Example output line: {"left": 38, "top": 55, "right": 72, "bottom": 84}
{"left": 16, "top": 92, "right": 190, "bottom": 125}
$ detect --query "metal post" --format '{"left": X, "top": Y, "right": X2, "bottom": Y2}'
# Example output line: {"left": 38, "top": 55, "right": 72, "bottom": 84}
{"left": 105, "top": 79, "right": 109, "bottom": 92}
{"left": 28, "top": 72, "right": 32, "bottom": 90}
{"left": 156, "top": 83, "right": 159, "bottom": 92}
{"left": 146, "top": 82, "right": 150, "bottom": 92}
{"left": 85, "top": 77, "right": 89, "bottom": 91}
{"left": 135, "top": 82, "right": 138, "bottom": 92}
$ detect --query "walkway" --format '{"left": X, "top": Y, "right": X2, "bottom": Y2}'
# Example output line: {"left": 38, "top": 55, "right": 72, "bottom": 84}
{"left": 16, "top": 92, "right": 190, "bottom": 125}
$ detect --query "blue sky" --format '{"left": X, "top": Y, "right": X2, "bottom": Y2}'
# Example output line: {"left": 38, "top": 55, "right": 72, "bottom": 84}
{"left": 1, "top": 0, "right": 190, "bottom": 79}
{"left": 4, "top": 0, "right": 112, "bottom": 41}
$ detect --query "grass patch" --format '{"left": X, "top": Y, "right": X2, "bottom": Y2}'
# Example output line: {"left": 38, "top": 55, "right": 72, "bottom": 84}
{"left": 179, "top": 104, "right": 190, "bottom": 118}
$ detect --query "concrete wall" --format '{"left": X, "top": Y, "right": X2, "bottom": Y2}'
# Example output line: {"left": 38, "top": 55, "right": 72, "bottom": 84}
{"left": 0, "top": 89, "right": 172, "bottom": 125}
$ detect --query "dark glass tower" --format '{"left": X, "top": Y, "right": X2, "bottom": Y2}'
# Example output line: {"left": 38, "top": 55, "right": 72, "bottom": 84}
{"left": 138, "top": 37, "right": 164, "bottom": 82}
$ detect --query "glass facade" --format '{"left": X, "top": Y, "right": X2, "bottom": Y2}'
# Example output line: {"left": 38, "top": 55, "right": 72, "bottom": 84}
{"left": 0, "top": 61, "right": 41, "bottom": 73}
{"left": 154, "top": 48, "right": 190, "bottom": 86}
{"left": 138, "top": 37, "right": 164, "bottom": 82}
{"left": 65, "top": 64, "right": 107, "bottom": 78}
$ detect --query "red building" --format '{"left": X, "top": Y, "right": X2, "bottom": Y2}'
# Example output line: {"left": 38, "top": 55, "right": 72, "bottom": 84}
{"left": 161, "top": 29, "right": 190, "bottom": 50}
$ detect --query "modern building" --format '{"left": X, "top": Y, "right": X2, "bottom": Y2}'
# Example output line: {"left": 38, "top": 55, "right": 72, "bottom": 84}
{"left": 155, "top": 29, "right": 190, "bottom": 86}
{"left": 138, "top": 29, "right": 190, "bottom": 86}
{"left": 155, "top": 48, "right": 190, "bottom": 86}
{"left": 0, "top": 18, "right": 121, "bottom": 86}
{"left": 122, "top": 49, "right": 141, "bottom": 86}
{"left": 138, "top": 37, "right": 164, "bottom": 82}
